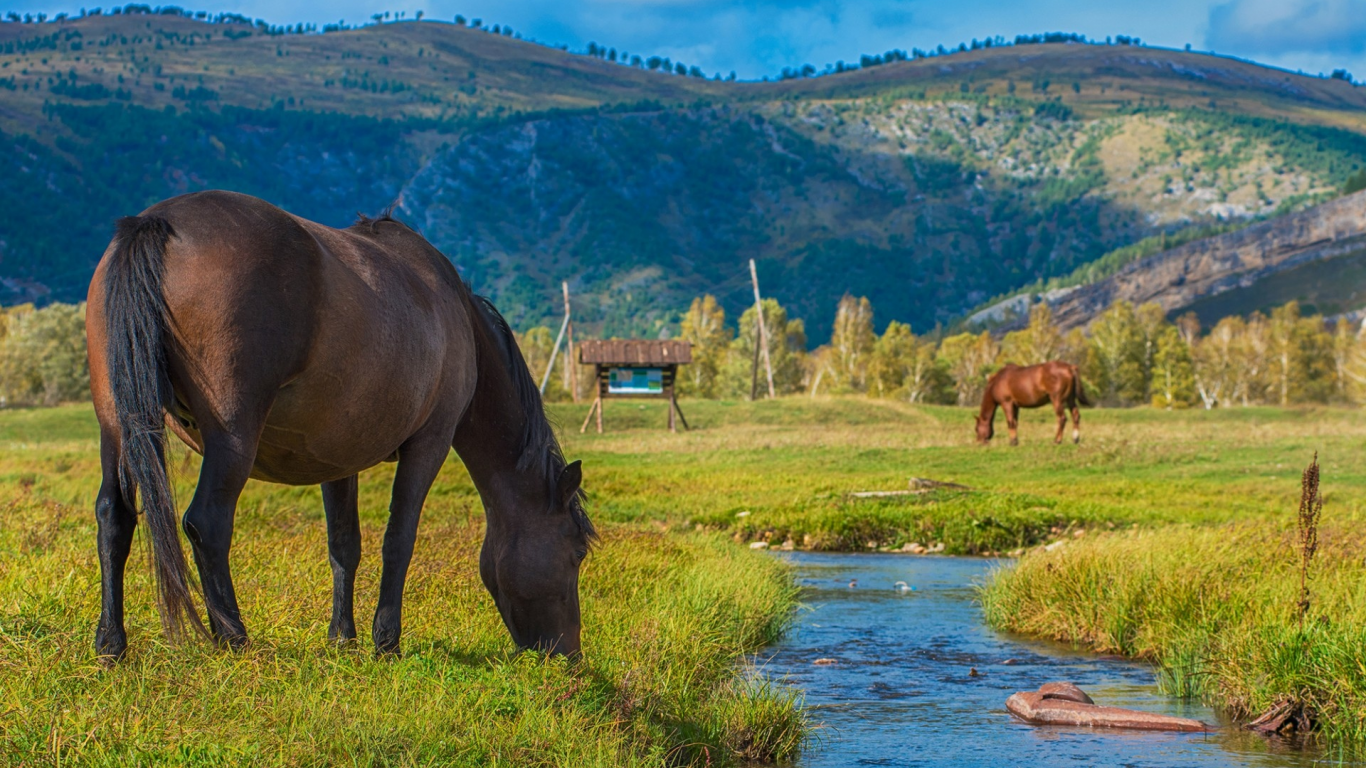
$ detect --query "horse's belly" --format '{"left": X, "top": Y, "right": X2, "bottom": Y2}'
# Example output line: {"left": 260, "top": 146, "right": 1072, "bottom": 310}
{"left": 248, "top": 437, "right": 393, "bottom": 485}
{"left": 245, "top": 377, "right": 435, "bottom": 484}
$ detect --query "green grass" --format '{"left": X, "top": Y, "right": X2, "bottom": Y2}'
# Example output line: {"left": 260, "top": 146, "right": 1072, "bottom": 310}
{"left": 10, "top": 397, "right": 1366, "bottom": 758}
{"left": 0, "top": 404, "right": 804, "bottom": 766}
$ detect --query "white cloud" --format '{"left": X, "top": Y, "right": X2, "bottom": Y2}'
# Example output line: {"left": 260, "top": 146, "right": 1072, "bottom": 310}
{"left": 1207, "top": 0, "right": 1366, "bottom": 55}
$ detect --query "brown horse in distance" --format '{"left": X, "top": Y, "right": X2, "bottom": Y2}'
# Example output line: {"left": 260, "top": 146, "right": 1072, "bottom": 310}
{"left": 87, "top": 190, "right": 594, "bottom": 662}
{"left": 975, "top": 361, "right": 1091, "bottom": 446}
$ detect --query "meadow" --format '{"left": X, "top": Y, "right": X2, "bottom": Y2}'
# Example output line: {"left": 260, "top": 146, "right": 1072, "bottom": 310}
{"left": 0, "top": 405, "right": 804, "bottom": 766}
{"left": 5, "top": 397, "right": 1366, "bottom": 763}
{"left": 549, "top": 398, "right": 1366, "bottom": 554}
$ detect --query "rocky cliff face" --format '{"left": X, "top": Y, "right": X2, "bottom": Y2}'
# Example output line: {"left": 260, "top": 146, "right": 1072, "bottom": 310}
{"left": 1030, "top": 190, "right": 1366, "bottom": 330}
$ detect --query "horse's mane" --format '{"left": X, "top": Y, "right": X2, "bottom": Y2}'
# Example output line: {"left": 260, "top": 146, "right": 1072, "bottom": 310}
{"left": 351, "top": 204, "right": 404, "bottom": 234}
{"left": 347, "top": 205, "right": 594, "bottom": 541}
{"left": 472, "top": 294, "right": 596, "bottom": 542}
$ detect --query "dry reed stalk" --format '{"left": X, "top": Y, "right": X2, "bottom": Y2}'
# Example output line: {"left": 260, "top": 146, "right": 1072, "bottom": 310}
{"left": 1297, "top": 452, "right": 1323, "bottom": 630}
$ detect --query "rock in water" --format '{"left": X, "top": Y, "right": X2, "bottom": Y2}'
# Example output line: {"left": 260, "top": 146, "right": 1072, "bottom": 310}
{"left": 1006, "top": 684, "right": 1208, "bottom": 732}
{"left": 1038, "top": 681, "right": 1094, "bottom": 705}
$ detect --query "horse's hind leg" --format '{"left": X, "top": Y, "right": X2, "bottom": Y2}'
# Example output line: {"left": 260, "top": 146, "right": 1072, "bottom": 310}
{"left": 1070, "top": 402, "right": 1082, "bottom": 444}
{"left": 1053, "top": 398, "right": 1067, "bottom": 445}
{"left": 322, "top": 475, "right": 361, "bottom": 644}
{"left": 95, "top": 426, "right": 137, "bottom": 662}
{"left": 373, "top": 425, "right": 454, "bottom": 656}
{"left": 181, "top": 429, "right": 259, "bottom": 649}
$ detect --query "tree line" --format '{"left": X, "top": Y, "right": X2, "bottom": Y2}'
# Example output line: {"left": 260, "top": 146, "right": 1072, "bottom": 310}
{"left": 521, "top": 294, "right": 1366, "bottom": 409}
{"left": 3, "top": 294, "right": 1363, "bottom": 411}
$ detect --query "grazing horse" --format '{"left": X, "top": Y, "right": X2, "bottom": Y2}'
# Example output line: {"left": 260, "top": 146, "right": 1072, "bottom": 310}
{"left": 975, "top": 361, "right": 1090, "bottom": 446}
{"left": 87, "top": 190, "right": 595, "bottom": 662}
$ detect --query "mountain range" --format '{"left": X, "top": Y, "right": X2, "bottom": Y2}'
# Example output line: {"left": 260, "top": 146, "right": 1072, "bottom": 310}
{"left": 2, "top": 10, "right": 1365, "bottom": 340}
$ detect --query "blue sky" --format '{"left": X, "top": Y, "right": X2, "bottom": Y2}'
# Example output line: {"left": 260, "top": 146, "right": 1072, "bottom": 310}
{"left": 8, "top": 0, "right": 1366, "bottom": 81}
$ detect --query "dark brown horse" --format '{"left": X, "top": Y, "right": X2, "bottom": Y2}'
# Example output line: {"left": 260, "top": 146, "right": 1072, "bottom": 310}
{"left": 87, "top": 190, "right": 594, "bottom": 661}
{"left": 975, "top": 361, "right": 1090, "bottom": 446}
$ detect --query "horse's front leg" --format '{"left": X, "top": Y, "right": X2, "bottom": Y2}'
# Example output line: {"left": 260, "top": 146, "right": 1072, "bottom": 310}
{"left": 322, "top": 475, "right": 361, "bottom": 644}
{"left": 373, "top": 427, "right": 452, "bottom": 656}
{"left": 1006, "top": 403, "right": 1020, "bottom": 446}
{"left": 182, "top": 430, "right": 258, "bottom": 650}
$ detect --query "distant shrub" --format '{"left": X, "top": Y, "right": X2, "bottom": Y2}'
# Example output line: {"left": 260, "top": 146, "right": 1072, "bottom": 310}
{"left": 0, "top": 303, "right": 90, "bottom": 407}
{"left": 1034, "top": 100, "right": 1073, "bottom": 121}
{"left": 1345, "top": 169, "right": 1366, "bottom": 196}
{"left": 50, "top": 81, "right": 112, "bottom": 100}
{"left": 172, "top": 85, "right": 218, "bottom": 101}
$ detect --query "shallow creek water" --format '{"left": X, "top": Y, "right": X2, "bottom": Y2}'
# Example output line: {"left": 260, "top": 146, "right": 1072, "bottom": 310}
{"left": 762, "top": 552, "right": 1345, "bottom": 768}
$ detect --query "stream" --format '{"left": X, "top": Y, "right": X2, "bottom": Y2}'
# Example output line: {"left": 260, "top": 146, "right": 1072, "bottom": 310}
{"left": 762, "top": 552, "right": 1344, "bottom": 767}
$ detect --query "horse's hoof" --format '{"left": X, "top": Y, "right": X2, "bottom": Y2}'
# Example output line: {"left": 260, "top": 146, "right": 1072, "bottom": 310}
{"left": 373, "top": 625, "right": 402, "bottom": 656}
{"left": 95, "top": 627, "right": 128, "bottom": 664}
{"left": 95, "top": 645, "right": 127, "bottom": 666}
{"left": 328, "top": 622, "right": 358, "bottom": 646}
{"left": 1009, "top": 439, "right": 1019, "bottom": 447}
{"left": 213, "top": 630, "right": 249, "bottom": 652}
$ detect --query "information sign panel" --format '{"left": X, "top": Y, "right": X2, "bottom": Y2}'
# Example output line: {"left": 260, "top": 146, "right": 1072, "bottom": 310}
{"left": 607, "top": 367, "right": 663, "bottom": 394}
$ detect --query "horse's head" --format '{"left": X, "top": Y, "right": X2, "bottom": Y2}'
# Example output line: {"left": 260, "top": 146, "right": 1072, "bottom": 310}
{"left": 480, "top": 458, "right": 595, "bottom": 657}
{"left": 464, "top": 294, "right": 597, "bottom": 656}
{"left": 975, "top": 414, "right": 993, "bottom": 444}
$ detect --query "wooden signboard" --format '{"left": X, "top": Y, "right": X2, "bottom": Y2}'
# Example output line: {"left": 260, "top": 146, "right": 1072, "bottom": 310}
{"left": 578, "top": 340, "right": 691, "bottom": 433}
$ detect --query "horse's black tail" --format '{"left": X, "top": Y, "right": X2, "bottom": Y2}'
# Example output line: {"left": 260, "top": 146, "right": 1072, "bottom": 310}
{"left": 105, "top": 215, "right": 205, "bottom": 641}
{"left": 1072, "top": 365, "right": 1093, "bottom": 407}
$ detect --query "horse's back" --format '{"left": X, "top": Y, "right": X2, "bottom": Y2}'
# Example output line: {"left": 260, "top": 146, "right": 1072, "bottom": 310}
{"left": 990, "top": 360, "right": 1077, "bottom": 406}
{"left": 91, "top": 190, "right": 477, "bottom": 485}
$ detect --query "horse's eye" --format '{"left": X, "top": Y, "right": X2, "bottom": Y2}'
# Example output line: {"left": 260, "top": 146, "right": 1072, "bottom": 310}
{"left": 574, "top": 548, "right": 588, "bottom": 564}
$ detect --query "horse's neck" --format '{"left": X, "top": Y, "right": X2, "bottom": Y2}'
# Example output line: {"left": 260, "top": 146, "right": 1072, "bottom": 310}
{"left": 978, "top": 389, "right": 998, "bottom": 420}
{"left": 451, "top": 301, "right": 544, "bottom": 523}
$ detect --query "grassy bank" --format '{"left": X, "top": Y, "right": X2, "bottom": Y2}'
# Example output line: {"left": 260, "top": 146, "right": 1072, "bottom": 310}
{"left": 980, "top": 516, "right": 1366, "bottom": 742}
{"left": 0, "top": 406, "right": 803, "bottom": 766}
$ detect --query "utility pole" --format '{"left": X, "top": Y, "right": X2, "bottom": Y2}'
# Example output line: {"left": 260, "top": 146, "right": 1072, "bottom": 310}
{"left": 562, "top": 281, "right": 578, "bottom": 402}
{"left": 540, "top": 284, "right": 571, "bottom": 396}
{"left": 749, "top": 259, "right": 776, "bottom": 399}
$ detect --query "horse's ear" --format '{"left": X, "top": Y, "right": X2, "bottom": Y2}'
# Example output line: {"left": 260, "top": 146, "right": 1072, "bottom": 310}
{"left": 555, "top": 460, "right": 583, "bottom": 510}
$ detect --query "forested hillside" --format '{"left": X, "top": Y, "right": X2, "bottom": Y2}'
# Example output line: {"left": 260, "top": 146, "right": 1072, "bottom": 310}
{"left": 2, "top": 9, "right": 1365, "bottom": 337}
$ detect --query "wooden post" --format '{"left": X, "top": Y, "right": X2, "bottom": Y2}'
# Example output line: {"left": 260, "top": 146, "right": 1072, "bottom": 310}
{"left": 749, "top": 322, "right": 761, "bottom": 401}
{"left": 562, "top": 281, "right": 578, "bottom": 403}
{"left": 672, "top": 394, "right": 690, "bottom": 431}
{"left": 540, "top": 310, "right": 569, "bottom": 395}
{"left": 579, "top": 395, "right": 600, "bottom": 434}
{"left": 667, "top": 383, "right": 676, "bottom": 433}
{"left": 595, "top": 365, "right": 605, "bottom": 434}
{"left": 749, "top": 259, "right": 776, "bottom": 399}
